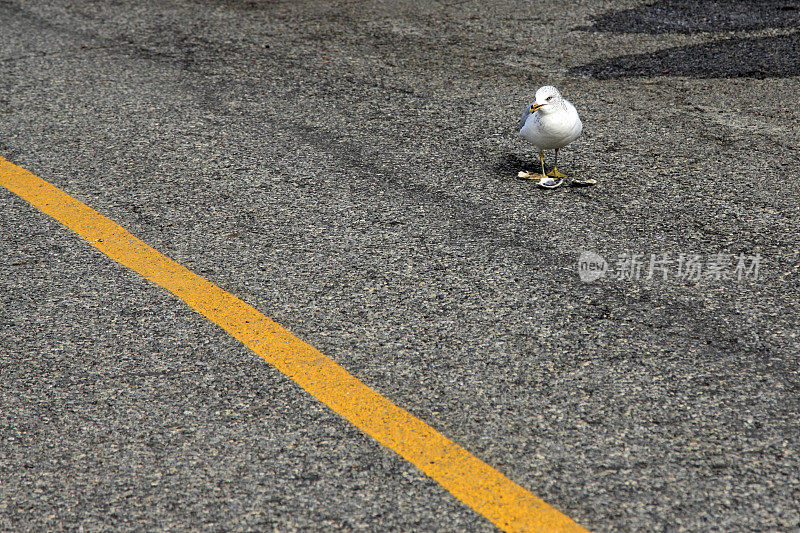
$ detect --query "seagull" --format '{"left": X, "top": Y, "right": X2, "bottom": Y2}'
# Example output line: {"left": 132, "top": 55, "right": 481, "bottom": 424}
{"left": 517, "top": 86, "right": 594, "bottom": 188}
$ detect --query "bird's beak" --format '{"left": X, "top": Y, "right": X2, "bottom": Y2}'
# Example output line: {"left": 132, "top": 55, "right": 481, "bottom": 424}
{"left": 530, "top": 103, "right": 545, "bottom": 112}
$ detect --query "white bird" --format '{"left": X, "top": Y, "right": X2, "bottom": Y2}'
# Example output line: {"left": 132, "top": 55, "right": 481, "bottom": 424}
{"left": 517, "top": 86, "right": 594, "bottom": 188}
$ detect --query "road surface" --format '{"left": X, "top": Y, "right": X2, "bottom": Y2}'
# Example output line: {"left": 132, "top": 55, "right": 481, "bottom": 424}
{"left": 1, "top": 1, "right": 799, "bottom": 530}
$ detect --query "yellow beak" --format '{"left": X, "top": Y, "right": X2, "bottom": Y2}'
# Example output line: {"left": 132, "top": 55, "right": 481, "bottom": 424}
{"left": 529, "top": 103, "right": 544, "bottom": 113}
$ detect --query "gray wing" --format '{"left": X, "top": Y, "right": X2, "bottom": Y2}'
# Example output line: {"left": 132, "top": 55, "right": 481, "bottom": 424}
{"left": 518, "top": 103, "right": 532, "bottom": 131}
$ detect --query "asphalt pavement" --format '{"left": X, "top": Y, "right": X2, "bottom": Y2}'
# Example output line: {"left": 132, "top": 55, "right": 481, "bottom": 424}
{"left": 1, "top": 0, "right": 799, "bottom": 531}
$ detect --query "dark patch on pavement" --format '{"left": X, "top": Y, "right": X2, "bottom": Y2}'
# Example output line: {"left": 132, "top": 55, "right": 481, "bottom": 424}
{"left": 571, "top": 32, "right": 800, "bottom": 79}
{"left": 576, "top": 0, "right": 800, "bottom": 34}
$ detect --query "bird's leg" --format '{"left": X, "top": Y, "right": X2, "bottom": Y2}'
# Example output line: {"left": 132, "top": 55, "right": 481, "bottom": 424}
{"left": 536, "top": 150, "right": 563, "bottom": 188}
{"left": 517, "top": 151, "right": 547, "bottom": 180}
{"left": 539, "top": 151, "right": 547, "bottom": 178}
{"left": 547, "top": 148, "right": 568, "bottom": 178}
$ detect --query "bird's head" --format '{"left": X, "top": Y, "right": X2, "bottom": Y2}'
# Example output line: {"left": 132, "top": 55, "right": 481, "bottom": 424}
{"left": 528, "top": 86, "right": 563, "bottom": 115}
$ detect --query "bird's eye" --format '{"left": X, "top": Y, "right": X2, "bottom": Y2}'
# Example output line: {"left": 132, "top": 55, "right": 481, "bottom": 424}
{"left": 546, "top": 96, "right": 553, "bottom": 101}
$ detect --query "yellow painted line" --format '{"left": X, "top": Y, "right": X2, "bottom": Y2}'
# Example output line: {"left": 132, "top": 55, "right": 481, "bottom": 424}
{"left": 0, "top": 156, "right": 587, "bottom": 533}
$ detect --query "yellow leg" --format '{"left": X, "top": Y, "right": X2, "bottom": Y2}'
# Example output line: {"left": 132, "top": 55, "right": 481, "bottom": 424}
{"left": 547, "top": 148, "right": 568, "bottom": 178}
{"left": 539, "top": 151, "right": 546, "bottom": 178}
{"left": 517, "top": 151, "right": 548, "bottom": 180}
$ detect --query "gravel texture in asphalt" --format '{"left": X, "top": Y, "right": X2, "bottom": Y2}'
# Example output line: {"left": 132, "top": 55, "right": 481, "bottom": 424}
{"left": 1, "top": 1, "right": 799, "bottom": 530}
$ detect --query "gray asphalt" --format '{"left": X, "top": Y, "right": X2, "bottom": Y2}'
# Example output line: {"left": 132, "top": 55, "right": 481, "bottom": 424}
{"left": 1, "top": 0, "right": 799, "bottom": 531}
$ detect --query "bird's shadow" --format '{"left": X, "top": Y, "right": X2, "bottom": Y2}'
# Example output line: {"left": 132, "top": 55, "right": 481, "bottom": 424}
{"left": 494, "top": 153, "right": 597, "bottom": 189}
{"left": 494, "top": 153, "right": 540, "bottom": 181}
